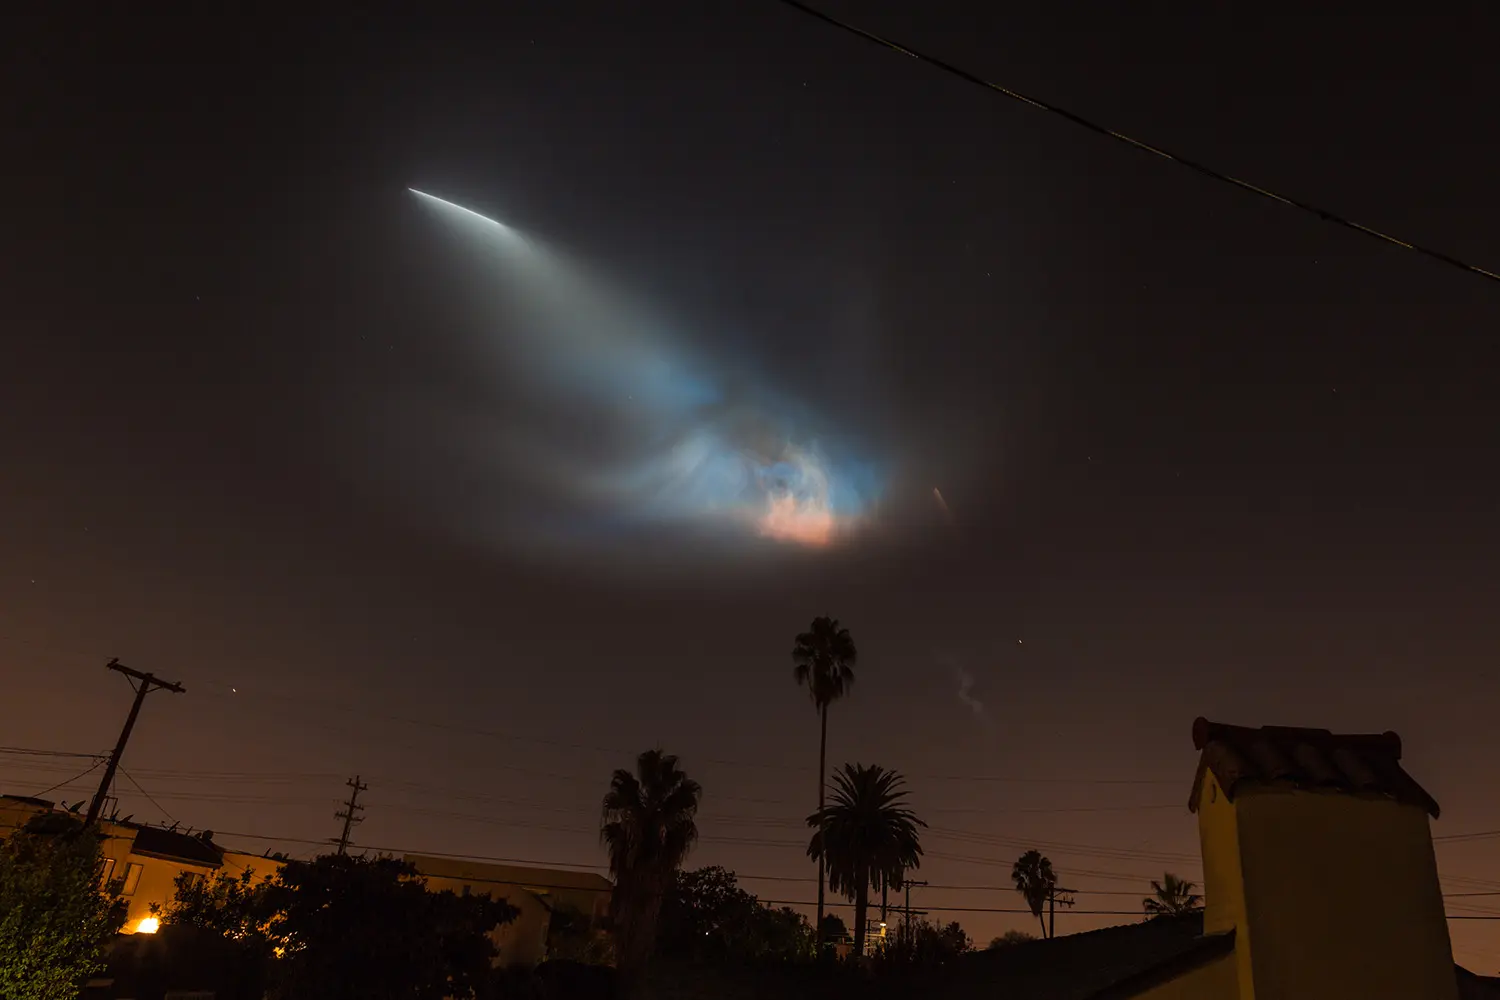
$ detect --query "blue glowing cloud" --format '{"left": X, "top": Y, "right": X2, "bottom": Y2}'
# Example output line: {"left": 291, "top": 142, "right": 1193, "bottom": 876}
{"left": 406, "top": 189, "right": 885, "bottom": 549}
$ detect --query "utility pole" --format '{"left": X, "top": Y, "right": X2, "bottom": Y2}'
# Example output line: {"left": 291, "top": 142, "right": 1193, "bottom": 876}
{"left": 85, "top": 659, "right": 185, "bottom": 827}
{"left": 332, "top": 775, "right": 367, "bottom": 855}
{"left": 1047, "top": 885, "right": 1077, "bottom": 939}
{"left": 902, "top": 878, "right": 927, "bottom": 946}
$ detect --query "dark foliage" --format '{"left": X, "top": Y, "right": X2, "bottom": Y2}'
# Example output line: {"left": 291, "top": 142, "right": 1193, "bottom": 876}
{"left": 657, "top": 866, "right": 812, "bottom": 962}
{"left": 158, "top": 853, "right": 516, "bottom": 1000}
{"left": 987, "top": 929, "right": 1037, "bottom": 949}
{"left": 1143, "top": 872, "right": 1203, "bottom": 918}
{"left": 806, "top": 764, "right": 924, "bottom": 958}
{"left": 1010, "top": 850, "right": 1057, "bottom": 938}
{"left": 0, "top": 813, "right": 125, "bottom": 1000}
{"left": 264, "top": 854, "right": 517, "bottom": 1000}
{"left": 792, "top": 616, "right": 858, "bottom": 951}
{"left": 601, "top": 749, "right": 701, "bottom": 989}
{"left": 546, "top": 904, "right": 615, "bottom": 966}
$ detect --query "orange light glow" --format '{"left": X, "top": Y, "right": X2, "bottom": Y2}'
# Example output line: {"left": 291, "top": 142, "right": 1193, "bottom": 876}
{"left": 759, "top": 494, "right": 836, "bottom": 547}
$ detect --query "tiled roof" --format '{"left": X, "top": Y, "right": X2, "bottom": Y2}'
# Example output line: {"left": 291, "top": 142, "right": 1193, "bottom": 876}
{"left": 1188, "top": 717, "right": 1440, "bottom": 818}
{"left": 930, "top": 914, "right": 1231, "bottom": 1000}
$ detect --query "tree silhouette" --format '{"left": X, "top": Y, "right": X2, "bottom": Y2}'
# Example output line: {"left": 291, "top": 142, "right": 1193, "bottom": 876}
{"left": 1143, "top": 872, "right": 1203, "bottom": 918}
{"left": 0, "top": 813, "right": 125, "bottom": 1000}
{"left": 658, "top": 866, "right": 812, "bottom": 961}
{"left": 601, "top": 749, "right": 701, "bottom": 989}
{"left": 152, "top": 855, "right": 512, "bottom": 1000}
{"left": 806, "top": 763, "right": 924, "bottom": 959}
{"left": 987, "top": 929, "right": 1037, "bottom": 949}
{"left": 1010, "top": 850, "right": 1058, "bottom": 938}
{"left": 792, "top": 615, "right": 857, "bottom": 950}
{"left": 263, "top": 854, "right": 514, "bottom": 1000}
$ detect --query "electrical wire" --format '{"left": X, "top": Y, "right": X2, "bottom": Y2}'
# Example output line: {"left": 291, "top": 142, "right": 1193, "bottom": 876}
{"left": 118, "top": 767, "right": 180, "bottom": 826}
{"left": 30, "top": 759, "right": 104, "bottom": 798}
{"left": 771, "top": 0, "right": 1500, "bottom": 285}
{"left": 200, "top": 684, "right": 1184, "bottom": 786}
{"left": 0, "top": 746, "right": 105, "bottom": 759}
{"left": 117, "top": 827, "right": 1500, "bottom": 920}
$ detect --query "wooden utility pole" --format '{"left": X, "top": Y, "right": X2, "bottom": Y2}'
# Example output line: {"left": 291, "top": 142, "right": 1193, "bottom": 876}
{"left": 1047, "top": 885, "right": 1077, "bottom": 939}
{"left": 902, "top": 878, "right": 927, "bottom": 946}
{"left": 85, "top": 659, "right": 185, "bottom": 827}
{"left": 333, "top": 775, "right": 367, "bottom": 855}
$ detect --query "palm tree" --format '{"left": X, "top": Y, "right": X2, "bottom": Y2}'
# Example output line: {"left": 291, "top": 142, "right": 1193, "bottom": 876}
{"left": 601, "top": 749, "right": 701, "bottom": 988}
{"left": 792, "top": 616, "right": 857, "bottom": 950}
{"left": 1011, "top": 850, "right": 1057, "bottom": 938}
{"left": 1143, "top": 872, "right": 1203, "bottom": 918}
{"left": 806, "top": 763, "right": 924, "bottom": 959}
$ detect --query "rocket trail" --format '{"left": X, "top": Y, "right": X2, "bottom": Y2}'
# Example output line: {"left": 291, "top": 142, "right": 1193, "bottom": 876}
{"left": 397, "top": 186, "right": 889, "bottom": 557}
{"left": 408, "top": 188, "right": 512, "bottom": 230}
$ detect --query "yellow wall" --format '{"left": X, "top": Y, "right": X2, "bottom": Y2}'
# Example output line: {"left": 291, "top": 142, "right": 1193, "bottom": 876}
{"left": 1233, "top": 787, "right": 1457, "bottom": 1000}
{"left": 1197, "top": 764, "right": 1459, "bottom": 1000}
{"left": 217, "top": 848, "right": 284, "bottom": 885}
{"left": 406, "top": 855, "right": 612, "bottom": 968}
{"left": 1195, "top": 771, "right": 1256, "bottom": 1000}
{"left": 1136, "top": 952, "right": 1239, "bottom": 1000}
{"left": 119, "top": 851, "right": 216, "bottom": 933}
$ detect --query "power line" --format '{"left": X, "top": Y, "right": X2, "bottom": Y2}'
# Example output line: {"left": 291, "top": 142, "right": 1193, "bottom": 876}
{"left": 0, "top": 746, "right": 105, "bottom": 759}
{"left": 1436, "top": 829, "right": 1500, "bottom": 844}
{"left": 32, "top": 760, "right": 105, "bottom": 799}
{"left": 54, "top": 821, "right": 1500, "bottom": 918}
{"left": 118, "top": 767, "right": 179, "bottom": 826}
{"left": 202, "top": 684, "right": 1182, "bottom": 787}
{"left": 771, "top": 0, "right": 1500, "bottom": 286}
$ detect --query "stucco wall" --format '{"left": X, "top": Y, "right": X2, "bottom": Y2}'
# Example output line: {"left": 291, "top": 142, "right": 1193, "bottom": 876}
{"left": 1234, "top": 788, "right": 1457, "bottom": 1000}
{"left": 1135, "top": 952, "right": 1240, "bottom": 1000}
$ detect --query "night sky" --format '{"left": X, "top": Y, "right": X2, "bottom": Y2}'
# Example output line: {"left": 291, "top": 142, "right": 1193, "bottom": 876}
{"left": 5, "top": 4, "right": 1500, "bottom": 967}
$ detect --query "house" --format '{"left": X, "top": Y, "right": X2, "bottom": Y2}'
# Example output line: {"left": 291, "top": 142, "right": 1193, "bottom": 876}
{"left": 936, "top": 717, "right": 1493, "bottom": 998}
{"left": 0, "top": 794, "right": 282, "bottom": 934}
{"left": 405, "top": 853, "right": 613, "bottom": 967}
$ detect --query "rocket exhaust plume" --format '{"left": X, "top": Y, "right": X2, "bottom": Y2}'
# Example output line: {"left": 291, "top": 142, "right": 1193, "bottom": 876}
{"left": 393, "top": 187, "right": 887, "bottom": 558}
{"left": 933, "top": 487, "right": 954, "bottom": 525}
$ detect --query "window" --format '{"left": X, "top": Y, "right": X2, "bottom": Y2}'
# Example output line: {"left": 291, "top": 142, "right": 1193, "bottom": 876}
{"left": 121, "top": 862, "right": 144, "bottom": 896}
{"left": 181, "top": 872, "right": 204, "bottom": 890}
{"left": 97, "top": 858, "right": 116, "bottom": 887}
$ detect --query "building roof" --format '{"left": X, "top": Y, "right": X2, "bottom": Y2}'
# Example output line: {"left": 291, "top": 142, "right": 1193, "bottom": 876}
{"left": 933, "top": 914, "right": 1232, "bottom": 1000}
{"left": 404, "top": 854, "right": 614, "bottom": 894}
{"left": 127, "top": 825, "right": 224, "bottom": 867}
{"left": 1188, "top": 716, "right": 1441, "bottom": 818}
{"left": 1, "top": 794, "right": 56, "bottom": 808}
{"left": 1457, "top": 966, "right": 1500, "bottom": 999}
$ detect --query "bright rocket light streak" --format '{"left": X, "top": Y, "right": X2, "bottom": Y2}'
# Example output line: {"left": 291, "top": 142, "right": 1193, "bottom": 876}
{"left": 408, "top": 188, "right": 513, "bottom": 231}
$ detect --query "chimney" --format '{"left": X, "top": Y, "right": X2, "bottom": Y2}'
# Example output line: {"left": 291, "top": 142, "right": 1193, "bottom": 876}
{"left": 1189, "top": 718, "right": 1456, "bottom": 1000}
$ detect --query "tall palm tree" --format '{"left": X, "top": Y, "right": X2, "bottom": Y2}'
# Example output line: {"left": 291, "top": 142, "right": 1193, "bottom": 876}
{"left": 1143, "top": 872, "right": 1203, "bottom": 918}
{"left": 1011, "top": 850, "right": 1057, "bottom": 938}
{"left": 806, "top": 763, "right": 924, "bottom": 958}
{"left": 792, "top": 615, "right": 857, "bottom": 950}
{"left": 601, "top": 749, "right": 701, "bottom": 988}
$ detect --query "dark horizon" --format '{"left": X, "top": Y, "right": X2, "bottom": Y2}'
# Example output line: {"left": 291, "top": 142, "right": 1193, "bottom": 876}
{"left": 4, "top": 3, "right": 1499, "bottom": 967}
